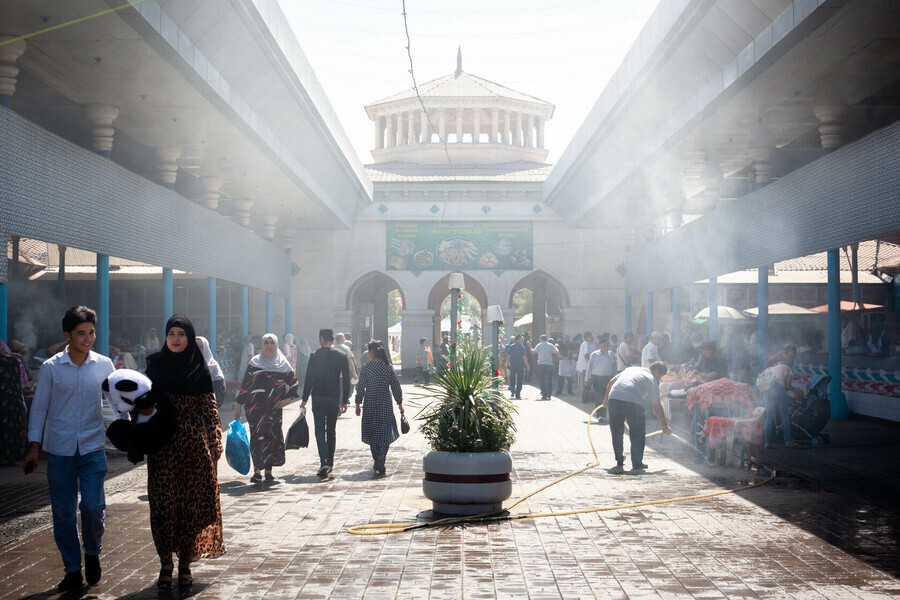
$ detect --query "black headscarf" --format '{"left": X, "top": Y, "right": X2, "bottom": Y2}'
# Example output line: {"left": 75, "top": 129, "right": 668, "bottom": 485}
{"left": 145, "top": 314, "right": 213, "bottom": 395}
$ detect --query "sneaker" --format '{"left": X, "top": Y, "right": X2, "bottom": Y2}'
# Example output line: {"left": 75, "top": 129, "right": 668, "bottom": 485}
{"left": 632, "top": 463, "right": 648, "bottom": 471}
{"left": 316, "top": 466, "right": 329, "bottom": 478}
{"left": 57, "top": 571, "right": 83, "bottom": 593}
{"left": 250, "top": 473, "right": 262, "bottom": 484}
{"left": 608, "top": 464, "right": 625, "bottom": 475}
{"left": 85, "top": 553, "right": 101, "bottom": 585}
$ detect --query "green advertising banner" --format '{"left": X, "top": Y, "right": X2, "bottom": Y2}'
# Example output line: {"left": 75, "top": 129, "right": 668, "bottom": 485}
{"left": 386, "top": 222, "right": 533, "bottom": 271}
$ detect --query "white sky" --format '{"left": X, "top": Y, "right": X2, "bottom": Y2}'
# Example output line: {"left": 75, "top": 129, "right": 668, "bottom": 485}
{"left": 276, "top": 0, "right": 660, "bottom": 165}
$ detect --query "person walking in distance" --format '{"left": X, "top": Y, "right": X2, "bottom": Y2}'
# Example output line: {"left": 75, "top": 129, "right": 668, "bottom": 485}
{"left": 24, "top": 306, "right": 115, "bottom": 593}
{"left": 532, "top": 334, "right": 556, "bottom": 400}
{"left": 600, "top": 362, "right": 671, "bottom": 474}
{"left": 585, "top": 336, "right": 617, "bottom": 420}
{"left": 505, "top": 335, "right": 529, "bottom": 399}
{"left": 301, "top": 329, "right": 351, "bottom": 478}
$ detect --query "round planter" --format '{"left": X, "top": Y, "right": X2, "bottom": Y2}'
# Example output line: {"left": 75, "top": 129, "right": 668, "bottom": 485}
{"left": 422, "top": 450, "right": 512, "bottom": 515}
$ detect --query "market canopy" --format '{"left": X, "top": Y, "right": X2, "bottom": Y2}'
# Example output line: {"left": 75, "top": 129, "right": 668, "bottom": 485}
{"left": 743, "top": 302, "right": 818, "bottom": 316}
{"left": 514, "top": 313, "right": 533, "bottom": 327}
{"left": 810, "top": 301, "right": 884, "bottom": 313}
{"left": 692, "top": 306, "right": 746, "bottom": 324}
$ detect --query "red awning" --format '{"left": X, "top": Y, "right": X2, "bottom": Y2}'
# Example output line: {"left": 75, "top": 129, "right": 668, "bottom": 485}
{"left": 810, "top": 301, "right": 884, "bottom": 313}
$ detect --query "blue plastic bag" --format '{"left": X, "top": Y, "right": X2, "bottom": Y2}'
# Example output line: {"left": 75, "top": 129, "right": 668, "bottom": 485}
{"left": 225, "top": 420, "right": 251, "bottom": 475}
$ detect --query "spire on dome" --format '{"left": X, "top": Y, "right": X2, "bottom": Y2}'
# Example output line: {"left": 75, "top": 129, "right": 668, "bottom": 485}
{"left": 455, "top": 46, "right": 462, "bottom": 77}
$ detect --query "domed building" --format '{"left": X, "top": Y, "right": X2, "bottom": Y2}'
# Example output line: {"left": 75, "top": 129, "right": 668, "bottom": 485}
{"left": 291, "top": 52, "right": 625, "bottom": 375}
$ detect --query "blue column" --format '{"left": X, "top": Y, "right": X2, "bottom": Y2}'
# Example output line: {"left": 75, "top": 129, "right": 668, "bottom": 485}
{"left": 624, "top": 241, "right": 632, "bottom": 333}
{"left": 284, "top": 248, "right": 292, "bottom": 336}
{"left": 0, "top": 95, "right": 11, "bottom": 108}
{"left": 162, "top": 267, "right": 173, "bottom": 329}
{"left": 266, "top": 293, "right": 273, "bottom": 333}
{"left": 672, "top": 287, "right": 680, "bottom": 350}
{"left": 208, "top": 276, "right": 217, "bottom": 358}
{"left": 0, "top": 282, "right": 7, "bottom": 342}
{"left": 646, "top": 292, "right": 653, "bottom": 337}
{"left": 98, "top": 150, "right": 110, "bottom": 159}
{"left": 827, "top": 249, "right": 850, "bottom": 418}
{"left": 241, "top": 285, "right": 249, "bottom": 338}
{"left": 758, "top": 267, "right": 769, "bottom": 371}
{"left": 708, "top": 277, "right": 718, "bottom": 343}
{"left": 96, "top": 254, "right": 109, "bottom": 356}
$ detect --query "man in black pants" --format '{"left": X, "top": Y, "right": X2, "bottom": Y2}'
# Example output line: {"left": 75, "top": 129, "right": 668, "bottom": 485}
{"left": 301, "top": 328, "right": 351, "bottom": 478}
{"left": 600, "top": 361, "right": 671, "bottom": 474}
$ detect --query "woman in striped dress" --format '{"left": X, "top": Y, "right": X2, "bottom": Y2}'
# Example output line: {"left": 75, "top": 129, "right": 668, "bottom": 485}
{"left": 354, "top": 340, "right": 404, "bottom": 476}
{"left": 234, "top": 334, "right": 298, "bottom": 484}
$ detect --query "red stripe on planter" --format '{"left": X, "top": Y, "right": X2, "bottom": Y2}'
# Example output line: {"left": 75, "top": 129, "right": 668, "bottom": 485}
{"left": 424, "top": 472, "right": 510, "bottom": 484}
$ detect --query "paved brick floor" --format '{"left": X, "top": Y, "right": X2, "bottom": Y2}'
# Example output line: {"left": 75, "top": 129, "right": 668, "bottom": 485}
{"left": 2, "top": 384, "right": 899, "bottom": 599}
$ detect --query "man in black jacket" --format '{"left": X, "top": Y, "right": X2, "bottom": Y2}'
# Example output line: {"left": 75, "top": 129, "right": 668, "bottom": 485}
{"left": 301, "top": 328, "right": 351, "bottom": 478}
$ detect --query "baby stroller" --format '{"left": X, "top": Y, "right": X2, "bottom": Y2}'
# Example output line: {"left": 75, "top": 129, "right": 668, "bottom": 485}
{"left": 789, "top": 375, "right": 832, "bottom": 445}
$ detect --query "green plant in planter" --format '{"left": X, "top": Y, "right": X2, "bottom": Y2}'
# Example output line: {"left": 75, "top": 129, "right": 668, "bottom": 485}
{"left": 414, "top": 341, "right": 516, "bottom": 453}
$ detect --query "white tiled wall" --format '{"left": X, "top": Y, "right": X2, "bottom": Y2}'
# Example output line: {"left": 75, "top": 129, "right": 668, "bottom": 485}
{"left": 846, "top": 391, "right": 900, "bottom": 422}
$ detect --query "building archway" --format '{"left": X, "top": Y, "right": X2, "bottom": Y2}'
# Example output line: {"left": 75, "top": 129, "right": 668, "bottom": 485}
{"left": 346, "top": 271, "right": 405, "bottom": 355}
{"left": 508, "top": 270, "right": 570, "bottom": 339}
{"left": 427, "top": 273, "right": 489, "bottom": 348}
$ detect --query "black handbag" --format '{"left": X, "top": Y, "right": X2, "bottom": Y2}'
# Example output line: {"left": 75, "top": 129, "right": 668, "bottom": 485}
{"left": 400, "top": 413, "right": 410, "bottom": 434}
{"left": 285, "top": 408, "right": 309, "bottom": 449}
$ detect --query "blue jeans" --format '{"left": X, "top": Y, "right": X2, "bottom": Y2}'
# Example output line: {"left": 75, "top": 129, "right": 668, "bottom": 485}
{"left": 312, "top": 396, "right": 341, "bottom": 466}
{"left": 608, "top": 399, "right": 645, "bottom": 468}
{"left": 764, "top": 383, "right": 792, "bottom": 444}
{"left": 46, "top": 449, "right": 107, "bottom": 573}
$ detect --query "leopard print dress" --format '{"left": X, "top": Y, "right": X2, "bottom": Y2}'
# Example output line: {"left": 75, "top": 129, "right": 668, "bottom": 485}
{"left": 146, "top": 391, "right": 225, "bottom": 563}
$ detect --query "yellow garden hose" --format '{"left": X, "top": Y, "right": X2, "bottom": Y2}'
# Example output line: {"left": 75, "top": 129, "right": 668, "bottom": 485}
{"left": 348, "top": 405, "right": 773, "bottom": 535}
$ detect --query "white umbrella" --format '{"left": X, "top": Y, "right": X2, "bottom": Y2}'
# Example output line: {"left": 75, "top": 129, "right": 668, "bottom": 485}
{"left": 692, "top": 306, "right": 746, "bottom": 323}
{"left": 743, "top": 302, "right": 817, "bottom": 316}
{"left": 514, "top": 313, "right": 533, "bottom": 327}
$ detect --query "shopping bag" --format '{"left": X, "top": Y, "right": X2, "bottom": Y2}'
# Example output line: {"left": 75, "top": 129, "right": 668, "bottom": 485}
{"left": 400, "top": 413, "right": 410, "bottom": 434}
{"left": 285, "top": 408, "right": 309, "bottom": 449}
{"left": 756, "top": 368, "right": 778, "bottom": 392}
{"left": 225, "top": 420, "right": 251, "bottom": 475}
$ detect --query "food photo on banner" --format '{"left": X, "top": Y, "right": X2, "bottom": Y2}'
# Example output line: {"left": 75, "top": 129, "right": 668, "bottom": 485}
{"left": 386, "top": 222, "right": 533, "bottom": 271}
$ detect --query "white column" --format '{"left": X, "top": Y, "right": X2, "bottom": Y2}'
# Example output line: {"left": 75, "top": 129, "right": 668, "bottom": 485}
{"left": 514, "top": 111, "right": 523, "bottom": 146}
{"left": 199, "top": 176, "right": 224, "bottom": 210}
{"left": 408, "top": 111, "right": 416, "bottom": 145}
{"left": 397, "top": 111, "right": 406, "bottom": 147}
{"left": 260, "top": 214, "right": 279, "bottom": 241}
{"left": 813, "top": 104, "right": 847, "bottom": 151}
{"left": 536, "top": 116, "right": 545, "bottom": 149}
{"left": 438, "top": 109, "right": 446, "bottom": 142}
{"left": 375, "top": 117, "right": 384, "bottom": 149}
{"left": 503, "top": 110, "right": 511, "bottom": 144}
{"left": 455, "top": 108, "right": 463, "bottom": 143}
{"left": 155, "top": 147, "right": 180, "bottom": 188}
{"left": 524, "top": 114, "right": 534, "bottom": 147}
{"left": 0, "top": 36, "right": 27, "bottom": 102}
{"left": 491, "top": 109, "right": 499, "bottom": 144}
{"left": 750, "top": 147, "right": 775, "bottom": 186}
{"left": 420, "top": 110, "right": 429, "bottom": 143}
{"left": 84, "top": 104, "right": 119, "bottom": 154}
{"left": 233, "top": 199, "right": 254, "bottom": 227}
{"left": 384, "top": 114, "right": 394, "bottom": 148}
{"left": 473, "top": 109, "right": 481, "bottom": 143}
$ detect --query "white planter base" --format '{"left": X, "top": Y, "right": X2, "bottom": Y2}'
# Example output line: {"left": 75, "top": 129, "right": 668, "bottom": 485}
{"left": 422, "top": 451, "right": 513, "bottom": 516}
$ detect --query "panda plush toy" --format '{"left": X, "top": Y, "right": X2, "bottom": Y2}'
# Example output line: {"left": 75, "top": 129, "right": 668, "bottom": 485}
{"left": 103, "top": 369, "right": 176, "bottom": 465}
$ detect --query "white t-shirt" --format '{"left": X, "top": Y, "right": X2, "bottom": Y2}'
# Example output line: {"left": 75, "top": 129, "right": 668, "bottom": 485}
{"left": 640, "top": 341, "right": 661, "bottom": 368}
{"left": 576, "top": 341, "right": 592, "bottom": 372}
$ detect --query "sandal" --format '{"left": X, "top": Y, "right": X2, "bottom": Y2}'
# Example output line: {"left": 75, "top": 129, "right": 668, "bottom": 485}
{"left": 178, "top": 565, "right": 193, "bottom": 587}
{"left": 157, "top": 563, "right": 174, "bottom": 590}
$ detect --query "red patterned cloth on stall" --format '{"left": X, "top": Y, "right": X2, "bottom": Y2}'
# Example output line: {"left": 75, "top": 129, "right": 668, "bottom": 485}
{"left": 733, "top": 416, "right": 765, "bottom": 446}
{"left": 687, "top": 379, "right": 756, "bottom": 412}
{"left": 703, "top": 417, "right": 736, "bottom": 449}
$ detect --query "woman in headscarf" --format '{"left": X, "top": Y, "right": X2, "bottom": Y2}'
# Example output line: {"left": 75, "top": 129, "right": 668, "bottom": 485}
{"left": 296, "top": 338, "right": 311, "bottom": 392}
{"left": 144, "top": 315, "right": 225, "bottom": 589}
{"left": 0, "top": 339, "right": 28, "bottom": 466}
{"left": 354, "top": 340, "right": 404, "bottom": 477}
{"left": 233, "top": 333, "right": 298, "bottom": 484}
{"left": 283, "top": 334, "right": 298, "bottom": 372}
{"left": 196, "top": 336, "right": 227, "bottom": 409}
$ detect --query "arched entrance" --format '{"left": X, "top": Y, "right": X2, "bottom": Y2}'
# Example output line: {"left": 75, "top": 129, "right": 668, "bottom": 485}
{"left": 508, "top": 270, "right": 570, "bottom": 339}
{"left": 427, "top": 273, "right": 489, "bottom": 349}
{"left": 346, "top": 271, "right": 405, "bottom": 358}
